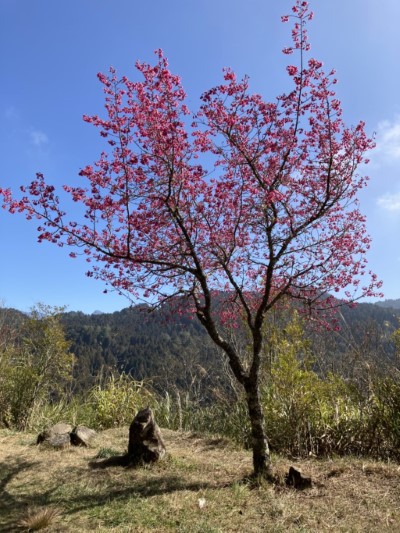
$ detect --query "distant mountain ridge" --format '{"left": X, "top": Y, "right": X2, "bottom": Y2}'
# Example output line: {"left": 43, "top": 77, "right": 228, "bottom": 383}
{"left": 374, "top": 299, "right": 400, "bottom": 310}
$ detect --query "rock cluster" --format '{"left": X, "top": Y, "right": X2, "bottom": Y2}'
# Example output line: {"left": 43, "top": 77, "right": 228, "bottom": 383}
{"left": 37, "top": 423, "right": 96, "bottom": 448}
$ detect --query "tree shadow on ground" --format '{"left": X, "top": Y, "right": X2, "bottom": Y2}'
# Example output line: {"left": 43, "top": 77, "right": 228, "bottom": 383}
{"left": 62, "top": 473, "right": 219, "bottom": 517}
{"left": 0, "top": 458, "right": 51, "bottom": 533}
{"left": 0, "top": 455, "right": 232, "bottom": 531}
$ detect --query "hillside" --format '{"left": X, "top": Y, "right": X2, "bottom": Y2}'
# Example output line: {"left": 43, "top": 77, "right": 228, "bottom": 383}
{"left": 1, "top": 427, "right": 399, "bottom": 532}
{"left": 62, "top": 301, "right": 400, "bottom": 390}
{"left": 1, "top": 300, "right": 400, "bottom": 396}
{"left": 60, "top": 305, "right": 221, "bottom": 394}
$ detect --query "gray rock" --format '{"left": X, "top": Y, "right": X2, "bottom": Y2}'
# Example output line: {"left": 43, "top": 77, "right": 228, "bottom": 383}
{"left": 37, "top": 422, "right": 73, "bottom": 448}
{"left": 70, "top": 425, "right": 96, "bottom": 447}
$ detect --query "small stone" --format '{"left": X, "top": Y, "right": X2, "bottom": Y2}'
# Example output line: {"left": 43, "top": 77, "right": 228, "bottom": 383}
{"left": 285, "top": 466, "right": 312, "bottom": 489}
{"left": 70, "top": 425, "right": 96, "bottom": 447}
{"left": 198, "top": 498, "right": 206, "bottom": 509}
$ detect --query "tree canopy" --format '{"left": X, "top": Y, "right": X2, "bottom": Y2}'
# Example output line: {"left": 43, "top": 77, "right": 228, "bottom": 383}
{"left": 0, "top": 0, "right": 382, "bottom": 476}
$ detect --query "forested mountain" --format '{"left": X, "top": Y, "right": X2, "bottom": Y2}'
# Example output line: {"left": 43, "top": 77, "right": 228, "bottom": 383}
{"left": 1, "top": 300, "right": 399, "bottom": 395}
{"left": 59, "top": 301, "right": 400, "bottom": 393}
{"left": 60, "top": 305, "right": 222, "bottom": 395}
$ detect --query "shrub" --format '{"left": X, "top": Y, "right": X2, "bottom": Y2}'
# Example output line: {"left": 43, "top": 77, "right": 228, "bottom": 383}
{"left": 85, "top": 373, "right": 154, "bottom": 429}
{"left": 0, "top": 305, "right": 74, "bottom": 430}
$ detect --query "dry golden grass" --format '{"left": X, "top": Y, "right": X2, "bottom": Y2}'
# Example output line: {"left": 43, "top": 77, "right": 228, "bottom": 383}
{"left": 0, "top": 427, "right": 399, "bottom": 532}
{"left": 18, "top": 506, "right": 61, "bottom": 531}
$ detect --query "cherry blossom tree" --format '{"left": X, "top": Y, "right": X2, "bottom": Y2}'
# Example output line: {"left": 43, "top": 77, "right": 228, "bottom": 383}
{"left": 1, "top": 1, "right": 382, "bottom": 476}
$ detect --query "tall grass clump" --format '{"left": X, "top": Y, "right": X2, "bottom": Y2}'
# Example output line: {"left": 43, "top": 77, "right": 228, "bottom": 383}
{"left": 28, "top": 372, "right": 155, "bottom": 432}
{"left": 154, "top": 389, "right": 250, "bottom": 445}
{"left": 84, "top": 372, "right": 155, "bottom": 429}
{"left": 19, "top": 507, "right": 61, "bottom": 531}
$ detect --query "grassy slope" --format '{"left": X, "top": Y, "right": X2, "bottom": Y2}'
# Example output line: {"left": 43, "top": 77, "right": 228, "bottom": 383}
{"left": 1, "top": 427, "right": 399, "bottom": 532}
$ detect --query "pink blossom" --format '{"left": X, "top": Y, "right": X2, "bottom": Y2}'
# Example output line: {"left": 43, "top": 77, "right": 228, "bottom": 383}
{"left": 286, "top": 65, "right": 298, "bottom": 76}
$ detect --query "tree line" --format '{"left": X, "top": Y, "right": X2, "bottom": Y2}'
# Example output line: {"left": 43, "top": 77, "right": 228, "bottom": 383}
{"left": 1, "top": 299, "right": 399, "bottom": 436}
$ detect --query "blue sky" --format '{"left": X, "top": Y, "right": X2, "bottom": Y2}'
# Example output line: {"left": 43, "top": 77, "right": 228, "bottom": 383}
{"left": 1, "top": 0, "right": 400, "bottom": 314}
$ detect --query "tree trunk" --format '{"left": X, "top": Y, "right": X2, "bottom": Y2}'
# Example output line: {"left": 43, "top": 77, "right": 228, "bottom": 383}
{"left": 196, "top": 309, "right": 273, "bottom": 478}
{"left": 245, "top": 378, "right": 273, "bottom": 478}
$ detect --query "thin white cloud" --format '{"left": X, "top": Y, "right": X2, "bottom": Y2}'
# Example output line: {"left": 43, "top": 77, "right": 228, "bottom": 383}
{"left": 30, "top": 129, "right": 49, "bottom": 147}
{"left": 375, "top": 117, "right": 400, "bottom": 159}
{"left": 377, "top": 192, "right": 400, "bottom": 212}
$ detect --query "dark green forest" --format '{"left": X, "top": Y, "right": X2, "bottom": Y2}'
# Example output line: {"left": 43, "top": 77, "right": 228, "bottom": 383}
{"left": 2, "top": 299, "right": 400, "bottom": 396}
{"left": 60, "top": 305, "right": 221, "bottom": 395}
{"left": 65, "top": 300, "right": 400, "bottom": 389}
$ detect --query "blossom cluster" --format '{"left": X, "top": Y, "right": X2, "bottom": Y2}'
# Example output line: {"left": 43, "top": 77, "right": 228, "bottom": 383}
{"left": 0, "top": 0, "right": 382, "bottom": 326}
